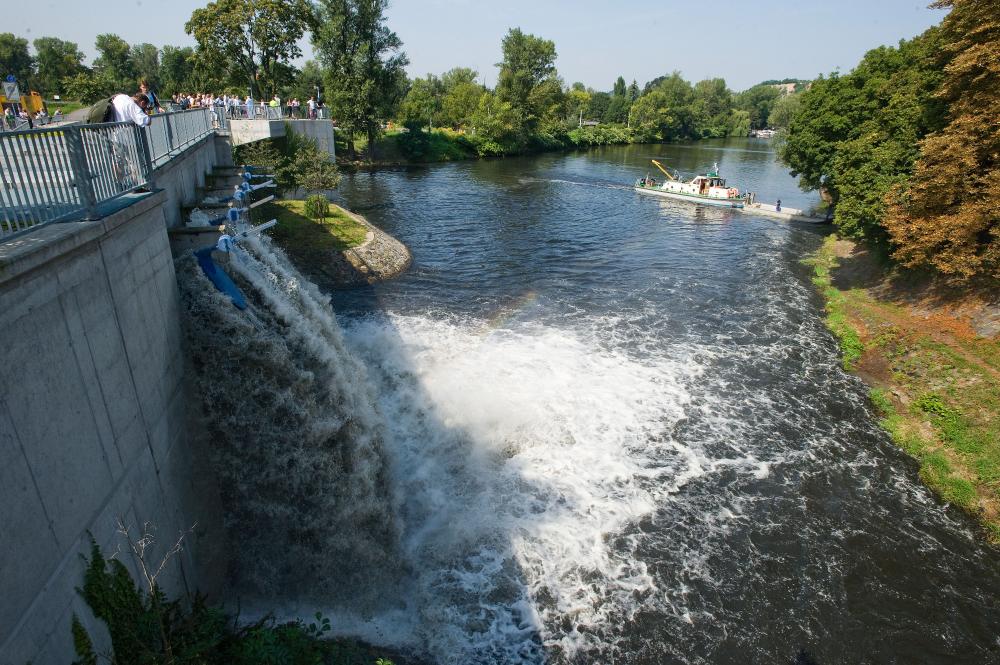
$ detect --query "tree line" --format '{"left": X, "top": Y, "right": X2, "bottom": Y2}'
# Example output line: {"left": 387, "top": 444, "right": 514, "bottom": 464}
{"left": 779, "top": 0, "right": 997, "bottom": 281}
{"left": 0, "top": 0, "right": 802, "bottom": 155}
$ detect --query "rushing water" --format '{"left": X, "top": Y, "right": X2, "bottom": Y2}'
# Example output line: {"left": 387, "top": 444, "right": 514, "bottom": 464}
{"left": 183, "top": 139, "right": 1000, "bottom": 664}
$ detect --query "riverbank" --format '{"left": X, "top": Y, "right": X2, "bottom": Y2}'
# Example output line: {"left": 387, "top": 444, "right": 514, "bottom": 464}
{"left": 336, "top": 123, "right": 645, "bottom": 166}
{"left": 266, "top": 200, "right": 411, "bottom": 288}
{"left": 808, "top": 235, "right": 1000, "bottom": 540}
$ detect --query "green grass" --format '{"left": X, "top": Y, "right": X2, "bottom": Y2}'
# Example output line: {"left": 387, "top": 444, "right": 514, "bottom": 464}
{"left": 265, "top": 199, "right": 368, "bottom": 252}
{"left": 47, "top": 99, "right": 85, "bottom": 114}
{"left": 806, "top": 236, "right": 865, "bottom": 369}
{"left": 812, "top": 234, "right": 1000, "bottom": 539}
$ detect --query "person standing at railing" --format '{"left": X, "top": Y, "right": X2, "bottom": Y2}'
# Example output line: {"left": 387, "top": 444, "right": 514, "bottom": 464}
{"left": 110, "top": 93, "right": 150, "bottom": 127}
{"left": 138, "top": 80, "right": 164, "bottom": 114}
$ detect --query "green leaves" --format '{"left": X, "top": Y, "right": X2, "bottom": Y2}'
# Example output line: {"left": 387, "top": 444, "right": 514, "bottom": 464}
{"left": 185, "top": 0, "right": 313, "bottom": 98}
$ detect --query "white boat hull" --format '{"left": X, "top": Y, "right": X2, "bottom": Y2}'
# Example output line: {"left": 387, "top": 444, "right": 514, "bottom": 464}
{"left": 634, "top": 186, "right": 744, "bottom": 208}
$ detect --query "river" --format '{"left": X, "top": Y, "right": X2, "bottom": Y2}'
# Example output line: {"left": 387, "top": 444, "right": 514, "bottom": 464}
{"left": 312, "top": 139, "right": 1000, "bottom": 664}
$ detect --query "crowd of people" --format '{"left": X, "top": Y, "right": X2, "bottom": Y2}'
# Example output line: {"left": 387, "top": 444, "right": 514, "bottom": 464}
{"left": 0, "top": 79, "right": 328, "bottom": 133}
{"left": 2, "top": 105, "right": 63, "bottom": 129}
{"left": 166, "top": 92, "right": 325, "bottom": 119}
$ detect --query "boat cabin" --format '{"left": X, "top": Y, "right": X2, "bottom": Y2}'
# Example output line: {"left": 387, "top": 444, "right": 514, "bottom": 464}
{"left": 691, "top": 175, "right": 727, "bottom": 194}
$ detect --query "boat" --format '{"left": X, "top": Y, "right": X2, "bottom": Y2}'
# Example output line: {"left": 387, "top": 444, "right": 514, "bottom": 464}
{"left": 634, "top": 160, "right": 745, "bottom": 208}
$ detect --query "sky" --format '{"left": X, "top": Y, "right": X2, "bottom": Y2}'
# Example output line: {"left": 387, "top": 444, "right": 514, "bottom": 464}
{"left": 6, "top": 0, "right": 947, "bottom": 91}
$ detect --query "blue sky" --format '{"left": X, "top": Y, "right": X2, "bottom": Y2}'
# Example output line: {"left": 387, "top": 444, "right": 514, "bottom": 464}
{"left": 7, "top": 0, "right": 946, "bottom": 91}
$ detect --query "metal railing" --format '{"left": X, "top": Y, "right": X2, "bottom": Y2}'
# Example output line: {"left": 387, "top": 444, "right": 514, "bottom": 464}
{"left": 1, "top": 108, "right": 216, "bottom": 237}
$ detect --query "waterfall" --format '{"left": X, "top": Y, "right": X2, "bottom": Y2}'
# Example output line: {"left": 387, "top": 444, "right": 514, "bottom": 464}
{"left": 176, "top": 235, "right": 701, "bottom": 663}
{"left": 176, "top": 237, "right": 400, "bottom": 607}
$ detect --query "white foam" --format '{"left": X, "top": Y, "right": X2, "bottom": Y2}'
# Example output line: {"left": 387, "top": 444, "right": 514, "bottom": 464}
{"left": 338, "top": 313, "right": 712, "bottom": 662}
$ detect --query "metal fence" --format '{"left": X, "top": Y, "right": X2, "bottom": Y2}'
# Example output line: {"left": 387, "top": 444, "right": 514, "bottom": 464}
{"left": 0, "top": 108, "right": 216, "bottom": 237}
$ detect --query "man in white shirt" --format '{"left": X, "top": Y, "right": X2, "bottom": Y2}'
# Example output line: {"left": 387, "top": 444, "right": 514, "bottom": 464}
{"left": 106, "top": 93, "right": 150, "bottom": 189}
{"left": 111, "top": 93, "right": 150, "bottom": 127}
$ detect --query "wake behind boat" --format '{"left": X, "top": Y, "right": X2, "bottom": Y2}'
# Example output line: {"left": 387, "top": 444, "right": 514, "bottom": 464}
{"left": 634, "top": 160, "right": 745, "bottom": 208}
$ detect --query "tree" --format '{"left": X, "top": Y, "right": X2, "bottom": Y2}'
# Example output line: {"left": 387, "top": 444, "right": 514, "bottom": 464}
{"left": 159, "top": 46, "right": 195, "bottom": 96}
{"left": 94, "top": 34, "right": 135, "bottom": 90}
{"left": 313, "top": 0, "right": 410, "bottom": 157}
{"left": 604, "top": 95, "right": 629, "bottom": 124}
{"left": 185, "top": 0, "right": 314, "bottom": 98}
{"left": 649, "top": 72, "right": 695, "bottom": 138}
{"left": 780, "top": 31, "right": 945, "bottom": 243}
{"left": 32, "top": 37, "right": 84, "bottom": 96}
{"left": 398, "top": 74, "right": 442, "bottom": 128}
{"left": 129, "top": 43, "right": 160, "bottom": 89}
{"left": 768, "top": 92, "right": 801, "bottom": 129}
{"left": 469, "top": 91, "right": 524, "bottom": 156}
{"left": 735, "top": 83, "right": 781, "bottom": 130}
{"left": 691, "top": 78, "right": 733, "bottom": 137}
{"left": 0, "top": 33, "right": 34, "bottom": 88}
{"left": 566, "top": 82, "right": 590, "bottom": 124}
{"left": 440, "top": 81, "right": 483, "bottom": 128}
{"left": 612, "top": 76, "right": 626, "bottom": 98}
{"left": 495, "top": 28, "right": 562, "bottom": 132}
{"left": 587, "top": 91, "right": 611, "bottom": 121}
{"left": 630, "top": 91, "right": 678, "bottom": 140}
{"left": 441, "top": 67, "right": 478, "bottom": 91}
{"left": 286, "top": 136, "right": 341, "bottom": 194}
{"left": 627, "top": 79, "right": 640, "bottom": 102}
{"left": 885, "top": 0, "right": 1000, "bottom": 279}
{"left": 290, "top": 59, "right": 325, "bottom": 105}
{"left": 62, "top": 71, "right": 115, "bottom": 103}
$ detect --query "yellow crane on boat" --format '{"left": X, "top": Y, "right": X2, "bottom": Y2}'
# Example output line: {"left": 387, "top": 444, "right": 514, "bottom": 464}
{"left": 650, "top": 160, "right": 676, "bottom": 181}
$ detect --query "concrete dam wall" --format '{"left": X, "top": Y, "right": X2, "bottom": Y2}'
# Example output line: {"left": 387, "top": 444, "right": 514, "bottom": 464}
{"left": 0, "top": 143, "right": 228, "bottom": 663}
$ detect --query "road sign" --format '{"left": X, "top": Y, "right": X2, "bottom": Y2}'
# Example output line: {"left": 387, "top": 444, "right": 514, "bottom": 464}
{"left": 3, "top": 81, "right": 20, "bottom": 100}
{"left": 5, "top": 74, "right": 15, "bottom": 83}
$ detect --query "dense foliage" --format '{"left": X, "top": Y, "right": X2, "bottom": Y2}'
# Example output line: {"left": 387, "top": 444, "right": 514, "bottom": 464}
{"left": 780, "top": 30, "right": 945, "bottom": 243}
{"left": 884, "top": 0, "right": 1000, "bottom": 279}
{"left": 185, "top": 0, "right": 314, "bottom": 99}
{"left": 312, "top": 0, "right": 409, "bottom": 157}
{"left": 72, "top": 539, "right": 395, "bottom": 665}
{"left": 781, "top": 0, "right": 997, "bottom": 280}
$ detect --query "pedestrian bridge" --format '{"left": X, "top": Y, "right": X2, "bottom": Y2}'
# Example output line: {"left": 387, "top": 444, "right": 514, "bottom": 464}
{"left": 0, "top": 108, "right": 335, "bottom": 239}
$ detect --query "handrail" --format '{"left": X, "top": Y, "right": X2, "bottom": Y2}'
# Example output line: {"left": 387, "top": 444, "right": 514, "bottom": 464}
{"left": 0, "top": 108, "right": 217, "bottom": 238}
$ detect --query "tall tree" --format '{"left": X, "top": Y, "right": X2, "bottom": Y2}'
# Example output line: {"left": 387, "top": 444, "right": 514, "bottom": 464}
{"left": 612, "top": 75, "right": 626, "bottom": 97}
{"left": 313, "top": 0, "right": 409, "bottom": 157}
{"left": 32, "top": 37, "right": 85, "bottom": 96}
{"left": 0, "top": 33, "right": 34, "bottom": 88}
{"left": 627, "top": 79, "right": 640, "bottom": 102}
{"left": 94, "top": 33, "right": 135, "bottom": 90}
{"left": 495, "top": 28, "right": 561, "bottom": 132}
{"left": 186, "top": 0, "right": 314, "bottom": 98}
{"left": 129, "top": 43, "right": 161, "bottom": 88}
{"left": 159, "top": 46, "right": 195, "bottom": 96}
{"left": 885, "top": 0, "right": 1000, "bottom": 279}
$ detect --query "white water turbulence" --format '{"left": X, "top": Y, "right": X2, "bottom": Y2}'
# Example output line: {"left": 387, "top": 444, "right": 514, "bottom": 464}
{"left": 176, "top": 237, "right": 399, "bottom": 607}
{"left": 341, "top": 311, "right": 707, "bottom": 663}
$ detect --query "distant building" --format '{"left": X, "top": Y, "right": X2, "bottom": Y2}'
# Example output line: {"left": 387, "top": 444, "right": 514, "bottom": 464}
{"left": 581, "top": 120, "right": 600, "bottom": 127}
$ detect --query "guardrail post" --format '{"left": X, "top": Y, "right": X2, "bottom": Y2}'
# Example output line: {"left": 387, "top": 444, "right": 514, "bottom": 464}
{"left": 64, "top": 126, "right": 98, "bottom": 219}
{"left": 137, "top": 125, "right": 155, "bottom": 190}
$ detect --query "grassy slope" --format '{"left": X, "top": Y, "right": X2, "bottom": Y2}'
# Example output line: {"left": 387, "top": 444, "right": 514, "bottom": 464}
{"left": 808, "top": 235, "right": 1000, "bottom": 541}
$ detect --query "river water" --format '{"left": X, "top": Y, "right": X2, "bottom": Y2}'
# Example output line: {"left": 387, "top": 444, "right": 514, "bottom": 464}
{"left": 308, "top": 139, "right": 999, "bottom": 664}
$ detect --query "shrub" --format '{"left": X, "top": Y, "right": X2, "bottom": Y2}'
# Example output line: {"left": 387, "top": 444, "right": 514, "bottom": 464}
{"left": 304, "top": 194, "right": 330, "bottom": 221}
